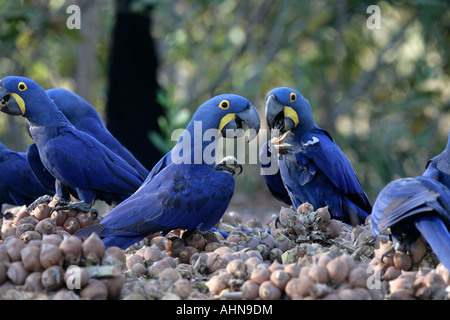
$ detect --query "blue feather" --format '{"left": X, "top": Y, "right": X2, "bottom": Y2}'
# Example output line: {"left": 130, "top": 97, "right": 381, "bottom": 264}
{"left": 371, "top": 175, "right": 450, "bottom": 270}
{"left": 423, "top": 129, "right": 450, "bottom": 189}
{"left": 0, "top": 142, "right": 48, "bottom": 207}
{"left": 0, "top": 76, "right": 145, "bottom": 206}
{"left": 47, "top": 88, "right": 149, "bottom": 179}
{"left": 74, "top": 94, "right": 260, "bottom": 249}
{"left": 263, "top": 87, "right": 371, "bottom": 225}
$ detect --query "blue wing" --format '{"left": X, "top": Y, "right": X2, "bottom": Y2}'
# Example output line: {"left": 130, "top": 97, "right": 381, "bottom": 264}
{"left": 259, "top": 141, "right": 292, "bottom": 205}
{"left": 76, "top": 163, "right": 235, "bottom": 249}
{"left": 370, "top": 177, "right": 440, "bottom": 235}
{"left": 371, "top": 176, "right": 450, "bottom": 233}
{"left": 423, "top": 155, "right": 450, "bottom": 190}
{"left": 299, "top": 129, "right": 371, "bottom": 212}
{"left": 0, "top": 151, "right": 48, "bottom": 206}
{"left": 143, "top": 150, "right": 173, "bottom": 184}
{"left": 41, "top": 127, "right": 144, "bottom": 204}
{"left": 48, "top": 88, "right": 149, "bottom": 180}
{"left": 371, "top": 176, "right": 450, "bottom": 269}
{"left": 26, "top": 143, "right": 56, "bottom": 194}
{"left": 415, "top": 215, "right": 450, "bottom": 270}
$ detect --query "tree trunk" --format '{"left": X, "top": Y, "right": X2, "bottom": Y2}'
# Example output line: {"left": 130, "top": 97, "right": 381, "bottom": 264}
{"left": 74, "top": 0, "right": 103, "bottom": 103}
{"left": 105, "top": 0, "right": 165, "bottom": 170}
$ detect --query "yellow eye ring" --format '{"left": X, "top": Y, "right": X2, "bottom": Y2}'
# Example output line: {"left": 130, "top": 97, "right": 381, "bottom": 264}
{"left": 290, "top": 92, "right": 297, "bottom": 102}
{"left": 18, "top": 82, "right": 27, "bottom": 91}
{"left": 219, "top": 100, "right": 230, "bottom": 110}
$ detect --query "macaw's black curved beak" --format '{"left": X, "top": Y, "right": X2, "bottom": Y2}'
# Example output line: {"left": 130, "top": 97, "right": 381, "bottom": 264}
{"left": 265, "top": 95, "right": 297, "bottom": 133}
{"left": 220, "top": 103, "right": 261, "bottom": 142}
{"left": 0, "top": 84, "right": 24, "bottom": 116}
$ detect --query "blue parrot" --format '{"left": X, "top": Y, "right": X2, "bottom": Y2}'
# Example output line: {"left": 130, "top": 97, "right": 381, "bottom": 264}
{"left": 0, "top": 142, "right": 48, "bottom": 209}
{"left": 261, "top": 87, "right": 371, "bottom": 226}
{"left": 370, "top": 176, "right": 450, "bottom": 270}
{"left": 75, "top": 94, "right": 260, "bottom": 249}
{"left": 422, "top": 129, "right": 450, "bottom": 188}
{"left": 25, "top": 88, "right": 149, "bottom": 194}
{"left": 0, "top": 76, "right": 145, "bottom": 213}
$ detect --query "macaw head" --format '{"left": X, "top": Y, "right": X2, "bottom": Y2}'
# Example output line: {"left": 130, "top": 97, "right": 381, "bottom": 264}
{"left": 0, "top": 76, "right": 53, "bottom": 121}
{"left": 192, "top": 94, "right": 261, "bottom": 142}
{"left": 265, "top": 87, "right": 315, "bottom": 135}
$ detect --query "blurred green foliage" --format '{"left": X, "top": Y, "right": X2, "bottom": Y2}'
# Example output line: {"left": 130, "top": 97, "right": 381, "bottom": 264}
{"left": 0, "top": 0, "right": 449, "bottom": 203}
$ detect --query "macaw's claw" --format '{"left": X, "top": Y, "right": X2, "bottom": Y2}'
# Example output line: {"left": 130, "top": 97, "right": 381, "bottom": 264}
{"left": 272, "top": 143, "right": 293, "bottom": 154}
{"left": 27, "top": 194, "right": 54, "bottom": 213}
{"left": 270, "top": 131, "right": 293, "bottom": 155}
{"left": 380, "top": 244, "right": 395, "bottom": 264}
{"left": 274, "top": 215, "right": 282, "bottom": 229}
{"left": 50, "top": 201, "right": 97, "bottom": 219}
{"left": 215, "top": 156, "right": 243, "bottom": 176}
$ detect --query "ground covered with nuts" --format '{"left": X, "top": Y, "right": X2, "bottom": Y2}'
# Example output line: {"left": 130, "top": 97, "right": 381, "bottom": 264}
{"left": 0, "top": 199, "right": 449, "bottom": 300}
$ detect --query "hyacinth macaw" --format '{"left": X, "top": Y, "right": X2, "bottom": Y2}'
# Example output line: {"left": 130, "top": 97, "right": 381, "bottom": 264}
{"left": 0, "top": 76, "right": 145, "bottom": 213}
{"left": 370, "top": 176, "right": 450, "bottom": 270}
{"left": 75, "top": 94, "right": 260, "bottom": 249}
{"left": 0, "top": 142, "right": 48, "bottom": 208}
{"left": 25, "top": 88, "right": 149, "bottom": 194}
{"left": 423, "top": 129, "right": 450, "bottom": 189}
{"left": 261, "top": 87, "right": 371, "bottom": 226}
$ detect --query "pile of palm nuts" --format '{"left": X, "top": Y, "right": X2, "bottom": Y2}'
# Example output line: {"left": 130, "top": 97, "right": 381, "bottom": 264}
{"left": 0, "top": 202, "right": 124, "bottom": 300}
{"left": 2, "top": 197, "right": 99, "bottom": 238}
{"left": 1, "top": 201, "right": 450, "bottom": 300}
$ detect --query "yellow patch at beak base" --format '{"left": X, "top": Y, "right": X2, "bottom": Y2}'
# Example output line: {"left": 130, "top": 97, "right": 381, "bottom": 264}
{"left": 218, "top": 113, "right": 236, "bottom": 132}
{"left": 10, "top": 93, "right": 26, "bottom": 115}
{"left": 283, "top": 106, "right": 299, "bottom": 127}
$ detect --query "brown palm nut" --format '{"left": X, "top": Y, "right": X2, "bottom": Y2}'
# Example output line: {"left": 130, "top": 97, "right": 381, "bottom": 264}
{"left": 82, "top": 232, "right": 105, "bottom": 264}
{"left": 34, "top": 218, "right": 57, "bottom": 235}
{"left": 259, "top": 280, "right": 281, "bottom": 300}
{"left": 80, "top": 279, "right": 108, "bottom": 300}
{"left": 21, "top": 245, "right": 41, "bottom": 272}
{"left": 59, "top": 235, "right": 82, "bottom": 265}
{"left": 6, "top": 261, "right": 29, "bottom": 285}
{"left": 270, "top": 269, "right": 290, "bottom": 290}
{"left": 39, "top": 243, "right": 63, "bottom": 269}
{"left": 41, "top": 265, "right": 64, "bottom": 290}
{"left": 63, "top": 217, "right": 81, "bottom": 234}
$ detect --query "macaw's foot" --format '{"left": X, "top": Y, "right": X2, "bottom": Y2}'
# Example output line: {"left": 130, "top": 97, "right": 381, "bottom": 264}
{"left": 50, "top": 201, "right": 98, "bottom": 220}
{"left": 270, "top": 131, "right": 293, "bottom": 155}
{"left": 27, "top": 194, "right": 54, "bottom": 213}
{"left": 215, "top": 156, "right": 243, "bottom": 176}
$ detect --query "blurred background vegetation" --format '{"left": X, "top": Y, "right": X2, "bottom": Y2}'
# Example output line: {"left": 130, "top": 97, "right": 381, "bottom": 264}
{"left": 0, "top": 0, "right": 449, "bottom": 210}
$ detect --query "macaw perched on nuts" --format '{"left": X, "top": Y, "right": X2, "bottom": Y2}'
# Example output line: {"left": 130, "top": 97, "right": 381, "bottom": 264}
{"left": 75, "top": 94, "right": 260, "bottom": 249}
{"left": 0, "top": 76, "right": 145, "bottom": 214}
{"left": 25, "top": 88, "right": 149, "bottom": 198}
{"left": 261, "top": 87, "right": 371, "bottom": 226}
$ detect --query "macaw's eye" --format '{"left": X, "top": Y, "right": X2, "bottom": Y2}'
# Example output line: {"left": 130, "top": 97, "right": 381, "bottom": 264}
{"left": 18, "top": 82, "right": 27, "bottom": 91}
{"left": 219, "top": 100, "right": 230, "bottom": 110}
{"left": 290, "top": 92, "right": 297, "bottom": 102}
